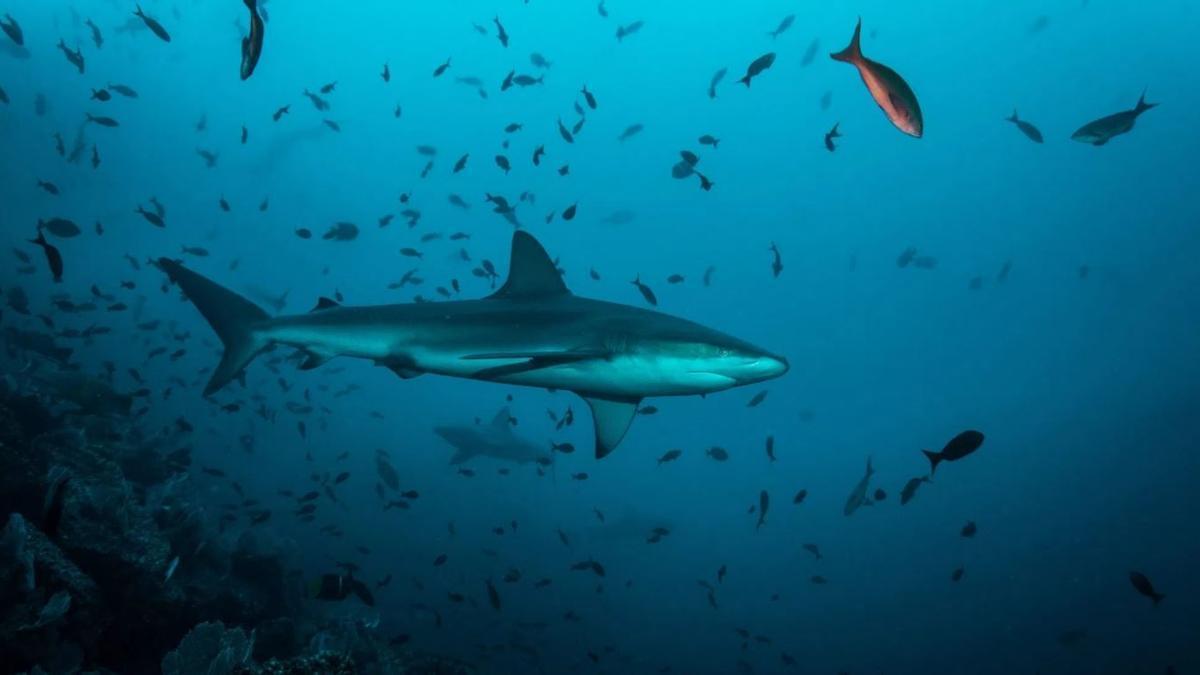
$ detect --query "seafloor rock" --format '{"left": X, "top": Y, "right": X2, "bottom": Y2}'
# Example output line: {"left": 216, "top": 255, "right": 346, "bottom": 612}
{"left": 161, "top": 621, "right": 255, "bottom": 675}
{"left": 0, "top": 394, "right": 305, "bottom": 672}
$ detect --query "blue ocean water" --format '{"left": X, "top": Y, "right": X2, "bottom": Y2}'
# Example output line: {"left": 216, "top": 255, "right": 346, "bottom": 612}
{"left": 1, "top": 1, "right": 1198, "bottom": 673}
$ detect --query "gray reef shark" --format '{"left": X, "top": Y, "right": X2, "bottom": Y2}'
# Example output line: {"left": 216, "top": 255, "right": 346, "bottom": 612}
{"left": 159, "top": 231, "right": 788, "bottom": 457}
{"left": 435, "top": 407, "right": 548, "bottom": 465}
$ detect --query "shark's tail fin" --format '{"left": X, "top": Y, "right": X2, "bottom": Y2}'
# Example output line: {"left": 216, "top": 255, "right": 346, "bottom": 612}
{"left": 158, "top": 258, "right": 270, "bottom": 395}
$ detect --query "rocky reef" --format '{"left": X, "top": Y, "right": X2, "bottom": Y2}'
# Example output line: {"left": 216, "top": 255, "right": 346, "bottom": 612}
{"left": 0, "top": 386, "right": 475, "bottom": 674}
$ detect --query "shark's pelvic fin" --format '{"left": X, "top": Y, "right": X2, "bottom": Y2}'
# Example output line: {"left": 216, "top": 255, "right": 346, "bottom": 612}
{"left": 158, "top": 258, "right": 270, "bottom": 395}
{"left": 489, "top": 231, "right": 570, "bottom": 299}
{"left": 299, "top": 350, "right": 335, "bottom": 370}
{"left": 581, "top": 394, "right": 642, "bottom": 459}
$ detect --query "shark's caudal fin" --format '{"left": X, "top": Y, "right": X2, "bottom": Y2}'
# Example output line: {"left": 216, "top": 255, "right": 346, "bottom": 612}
{"left": 582, "top": 395, "right": 641, "bottom": 459}
{"left": 158, "top": 258, "right": 270, "bottom": 395}
{"left": 489, "top": 231, "right": 569, "bottom": 299}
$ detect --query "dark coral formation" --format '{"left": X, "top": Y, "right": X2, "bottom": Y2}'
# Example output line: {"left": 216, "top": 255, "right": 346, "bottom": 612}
{"left": 0, "top": 391, "right": 470, "bottom": 675}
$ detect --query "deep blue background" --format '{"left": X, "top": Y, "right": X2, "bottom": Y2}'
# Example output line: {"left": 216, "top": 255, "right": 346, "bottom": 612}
{"left": 2, "top": 1, "right": 1198, "bottom": 673}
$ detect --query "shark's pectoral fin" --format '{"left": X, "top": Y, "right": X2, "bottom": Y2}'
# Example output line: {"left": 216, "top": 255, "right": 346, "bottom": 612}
{"left": 579, "top": 394, "right": 641, "bottom": 459}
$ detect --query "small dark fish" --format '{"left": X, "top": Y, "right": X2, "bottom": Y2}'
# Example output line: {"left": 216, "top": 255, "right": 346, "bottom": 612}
{"left": 1071, "top": 92, "right": 1156, "bottom": 146}
{"left": 108, "top": 83, "right": 138, "bottom": 98}
{"left": 241, "top": 0, "right": 265, "bottom": 80}
{"left": 1129, "top": 571, "right": 1165, "bottom": 605}
{"left": 706, "top": 446, "right": 729, "bottom": 462}
{"left": 801, "top": 39, "right": 820, "bottom": 67}
{"left": 86, "top": 113, "right": 119, "bottom": 128}
{"left": 617, "top": 123, "right": 643, "bottom": 142}
{"left": 747, "top": 390, "right": 768, "bottom": 407}
{"left": 42, "top": 468, "right": 70, "bottom": 538}
{"left": 873, "top": 488, "right": 887, "bottom": 502}
{"left": 636, "top": 405, "right": 658, "bottom": 415}
{"left": 562, "top": 203, "right": 577, "bottom": 221}
{"left": 767, "top": 14, "right": 795, "bottom": 39}
{"left": 493, "top": 16, "right": 509, "bottom": 47}
{"left": 769, "top": 242, "right": 783, "bottom": 278}
{"left": 765, "top": 436, "right": 776, "bottom": 462}
{"left": 756, "top": 490, "right": 769, "bottom": 530}
{"left": 134, "top": 4, "right": 172, "bottom": 42}
{"left": 616, "top": 20, "right": 644, "bottom": 42}
{"left": 580, "top": 85, "right": 597, "bottom": 109}
{"left": 453, "top": 154, "right": 468, "bottom": 173}
{"left": 494, "top": 154, "right": 511, "bottom": 173}
{"left": 961, "top": 521, "right": 977, "bottom": 538}
{"left": 272, "top": 104, "right": 290, "bottom": 121}
{"left": 630, "top": 275, "right": 657, "bottom": 306}
{"left": 381, "top": 62, "right": 390, "bottom": 82}
{"left": 708, "top": 68, "right": 727, "bottom": 99}
{"left": 657, "top": 449, "right": 682, "bottom": 465}
{"left": 922, "top": 430, "right": 985, "bottom": 473}
{"left": 1, "top": 13, "right": 23, "bottom": 46}
{"left": 1005, "top": 109, "right": 1043, "bottom": 143}
{"left": 739, "top": 53, "right": 776, "bottom": 87}
{"left": 58, "top": 40, "right": 85, "bottom": 73}
{"left": 40, "top": 217, "right": 81, "bottom": 238}
{"left": 433, "top": 57, "right": 451, "bottom": 77}
{"left": 91, "top": 88, "right": 112, "bottom": 102}
{"left": 802, "top": 543, "right": 821, "bottom": 560}
{"left": 899, "top": 476, "right": 929, "bottom": 505}
{"left": 29, "top": 230, "right": 63, "bottom": 283}
{"left": 698, "top": 134, "right": 719, "bottom": 148}
{"left": 951, "top": 567, "right": 965, "bottom": 582}
{"left": 486, "top": 579, "right": 502, "bottom": 610}
{"left": 824, "top": 122, "right": 841, "bottom": 152}
{"left": 532, "top": 145, "right": 545, "bottom": 165}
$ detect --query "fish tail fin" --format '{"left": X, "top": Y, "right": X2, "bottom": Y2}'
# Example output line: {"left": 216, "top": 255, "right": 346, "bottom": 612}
{"left": 922, "top": 449, "right": 942, "bottom": 474}
{"left": 830, "top": 17, "right": 863, "bottom": 63}
{"left": 134, "top": 4, "right": 144, "bottom": 17}
{"left": 158, "top": 258, "right": 270, "bottom": 395}
{"left": 1153, "top": 592, "right": 1165, "bottom": 606}
{"left": 738, "top": 75, "right": 752, "bottom": 87}
{"left": 1006, "top": 109, "right": 1019, "bottom": 122}
{"left": 1135, "top": 91, "right": 1157, "bottom": 114}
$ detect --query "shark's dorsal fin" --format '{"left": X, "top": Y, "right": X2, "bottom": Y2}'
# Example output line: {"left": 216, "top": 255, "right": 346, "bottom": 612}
{"left": 489, "top": 231, "right": 570, "bottom": 299}
{"left": 310, "top": 296, "right": 340, "bottom": 312}
{"left": 581, "top": 394, "right": 641, "bottom": 459}
{"left": 490, "top": 407, "right": 512, "bottom": 429}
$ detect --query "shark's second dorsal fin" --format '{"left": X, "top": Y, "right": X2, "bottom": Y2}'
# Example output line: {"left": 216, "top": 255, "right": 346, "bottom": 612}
{"left": 490, "top": 407, "right": 513, "bottom": 430}
{"left": 489, "top": 231, "right": 569, "bottom": 299}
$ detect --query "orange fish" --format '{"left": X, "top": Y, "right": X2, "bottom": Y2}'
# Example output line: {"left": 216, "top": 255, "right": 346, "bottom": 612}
{"left": 831, "top": 19, "right": 923, "bottom": 138}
